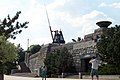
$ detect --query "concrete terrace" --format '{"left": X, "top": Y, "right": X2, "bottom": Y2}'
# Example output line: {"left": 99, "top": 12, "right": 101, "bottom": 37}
{"left": 4, "top": 75, "right": 120, "bottom": 80}
{"left": 5, "top": 75, "right": 89, "bottom": 80}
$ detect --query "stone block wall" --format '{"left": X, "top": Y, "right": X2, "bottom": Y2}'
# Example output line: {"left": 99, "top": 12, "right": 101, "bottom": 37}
{"left": 27, "top": 27, "right": 105, "bottom": 74}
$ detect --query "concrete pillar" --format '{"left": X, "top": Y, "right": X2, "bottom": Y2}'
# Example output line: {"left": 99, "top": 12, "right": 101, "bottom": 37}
{"left": 62, "top": 73, "right": 64, "bottom": 78}
{"left": 79, "top": 72, "right": 82, "bottom": 79}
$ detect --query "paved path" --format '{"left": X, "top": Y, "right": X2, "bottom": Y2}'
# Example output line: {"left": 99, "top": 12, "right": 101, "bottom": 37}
{"left": 4, "top": 75, "right": 120, "bottom": 80}
{"left": 4, "top": 75, "right": 89, "bottom": 80}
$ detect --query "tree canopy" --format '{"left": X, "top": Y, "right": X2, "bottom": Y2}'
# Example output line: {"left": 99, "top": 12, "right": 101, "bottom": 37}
{"left": 97, "top": 25, "right": 120, "bottom": 70}
{"left": 0, "top": 11, "right": 29, "bottom": 39}
{"left": 17, "top": 44, "right": 26, "bottom": 63}
{"left": 0, "top": 36, "right": 18, "bottom": 74}
{"left": 44, "top": 47, "right": 76, "bottom": 77}
{"left": 0, "top": 11, "right": 28, "bottom": 79}
{"left": 29, "top": 44, "right": 41, "bottom": 55}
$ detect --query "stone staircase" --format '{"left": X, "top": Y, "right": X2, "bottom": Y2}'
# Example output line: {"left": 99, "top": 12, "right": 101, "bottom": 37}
{"left": 11, "top": 62, "right": 31, "bottom": 74}
{"left": 19, "top": 62, "right": 31, "bottom": 73}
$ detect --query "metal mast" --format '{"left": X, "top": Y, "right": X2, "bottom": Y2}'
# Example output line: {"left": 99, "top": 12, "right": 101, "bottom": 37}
{"left": 44, "top": 4, "right": 54, "bottom": 41}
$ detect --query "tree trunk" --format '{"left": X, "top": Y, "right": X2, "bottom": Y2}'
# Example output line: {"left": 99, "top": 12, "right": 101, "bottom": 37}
{"left": 0, "top": 74, "right": 4, "bottom": 80}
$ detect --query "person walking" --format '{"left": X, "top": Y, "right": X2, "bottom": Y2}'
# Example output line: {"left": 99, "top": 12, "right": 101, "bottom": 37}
{"left": 89, "top": 56, "right": 99, "bottom": 80}
{"left": 41, "top": 66, "right": 47, "bottom": 80}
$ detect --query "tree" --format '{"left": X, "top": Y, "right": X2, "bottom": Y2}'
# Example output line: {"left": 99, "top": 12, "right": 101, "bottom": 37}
{"left": 0, "top": 11, "right": 29, "bottom": 39}
{"left": 29, "top": 45, "right": 41, "bottom": 55}
{"left": 97, "top": 25, "right": 120, "bottom": 74}
{"left": 0, "top": 36, "right": 18, "bottom": 80}
{"left": 44, "top": 47, "right": 76, "bottom": 77}
{"left": 17, "top": 44, "right": 25, "bottom": 63}
{"left": 0, "top": 11, "right": 28, "bottom": 80}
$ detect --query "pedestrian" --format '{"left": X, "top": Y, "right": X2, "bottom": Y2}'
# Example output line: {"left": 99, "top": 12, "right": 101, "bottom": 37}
{"left": 17, "top": 64, "right": 21, "bottom": 70}
{"left": 89, "top": 56, "right": 99, "bottom": 80}
{"left": 41, "top": 66, "right": 47, "bottom": 80}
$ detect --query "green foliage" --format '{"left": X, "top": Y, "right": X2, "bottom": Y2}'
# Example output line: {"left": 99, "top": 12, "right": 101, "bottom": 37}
{"left": 16, "top": 44, "right": 26, "bottom": 63}
{"left": 3, "top": 62, "right": 17, "bottom": 75}
{"left": 44, "top": 47, "right": 76, "bottom": 77}
{"left": 29, "top": 45, "right": 41, "bottom": 55}
{"left": 0, "top": 36, "right": 18, "bottom": 74}
{"left": 0, "top": 36, "right": 18, "bottom": 62}
{"left": 18, "top": 48, "right": 25, "bottom": 63}
{"left": 99, "top": 64, "right": 120, "bottom": 75}
{"left": 97, "top": 25, "right": 120, "bottom": 74}
{"left": 97, "top": 25, "right": 120, "bottom": 65}
{"left": 0, "top": 11, "right": 29, "bottom": 39}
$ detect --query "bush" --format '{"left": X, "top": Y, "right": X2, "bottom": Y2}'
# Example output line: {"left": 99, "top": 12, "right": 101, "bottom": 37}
{"left": 44, "top": 47, "right": 76, "bottom": 77}
{"left": 99, "top": 64, "right": 120, "bottom": 75}
{"left": 0, "top": 36, "right": 18, "bottom": 74}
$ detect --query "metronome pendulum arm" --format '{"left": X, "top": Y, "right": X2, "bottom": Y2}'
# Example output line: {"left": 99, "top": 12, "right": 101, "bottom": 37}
{"left": 44, "top": 3, "right": 54, "bottom": 42}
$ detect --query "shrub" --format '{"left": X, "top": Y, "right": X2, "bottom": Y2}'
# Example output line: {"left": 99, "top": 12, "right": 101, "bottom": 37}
{"left": 99, "top": 64, "right": 120, "bottom": 75}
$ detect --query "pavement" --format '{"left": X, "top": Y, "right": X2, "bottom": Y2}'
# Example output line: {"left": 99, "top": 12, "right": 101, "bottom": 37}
{"left": 4, "top": 75, "right": 90, "bottom": 80}
{"left": 4, "top": 75, "right": 120, "bottom": 80}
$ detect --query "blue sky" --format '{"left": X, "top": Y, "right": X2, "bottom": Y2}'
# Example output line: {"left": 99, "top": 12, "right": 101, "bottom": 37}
{"left": 0, "top": 0, "right": 120, "bottom": 50}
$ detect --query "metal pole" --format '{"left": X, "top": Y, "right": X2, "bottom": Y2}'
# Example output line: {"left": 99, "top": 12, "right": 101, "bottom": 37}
{"left": 44, "top": 3, "right": 54, "bottom": 41}
{"left": 62, "top": 73, "right": 64, "bottom": 78}
{"left": 79, "top": 72, "right": 82, "bottom": 79}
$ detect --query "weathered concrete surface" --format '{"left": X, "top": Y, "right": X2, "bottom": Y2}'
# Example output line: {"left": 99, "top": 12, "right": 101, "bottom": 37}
{"left": 4, "top": 75, "right": 120, "bottom": 80}
{"left": 4, "top": 75, "right": 89, "bottom": 80}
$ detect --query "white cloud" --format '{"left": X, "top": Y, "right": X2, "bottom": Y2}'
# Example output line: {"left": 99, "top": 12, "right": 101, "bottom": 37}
{"left": 75, "top": 10, "right": 114, "bottom": 38}
{"left": 0, "top": 0, "right": 115, "bottom": 49}
{"left": 99, "top": 2, "right": 120, "bottom": 8}
{"left": 54, "top": 10, "right": 114, "bottom": 38}
{"left": 47, "top": 0, "right": 70, "bottom": 10}
{"left": 99, "top": 3, "right": 107, "bottom": 7}
{"left": 55, "top": 10, "right": 113, "bottom": 27}
{"left": 4, "top": 0, "right": 71, "bottom": 49}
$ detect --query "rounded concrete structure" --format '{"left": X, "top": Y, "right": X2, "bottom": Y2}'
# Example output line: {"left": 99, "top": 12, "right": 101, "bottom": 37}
{"left": 96, "top": 21, "right": 112, "bottom": 28}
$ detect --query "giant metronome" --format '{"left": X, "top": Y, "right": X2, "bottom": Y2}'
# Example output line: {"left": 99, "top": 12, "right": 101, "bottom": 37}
{"left": 44, "top": 4, "right": 65, "bottom": 44}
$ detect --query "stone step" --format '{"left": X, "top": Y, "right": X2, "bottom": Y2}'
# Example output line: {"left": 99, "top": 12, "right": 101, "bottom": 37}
{"left": 11, "top": 73, "right": 36, "bottom": 77}
{"left": 19, "top": 62, "right": 31, "bottom": 73}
